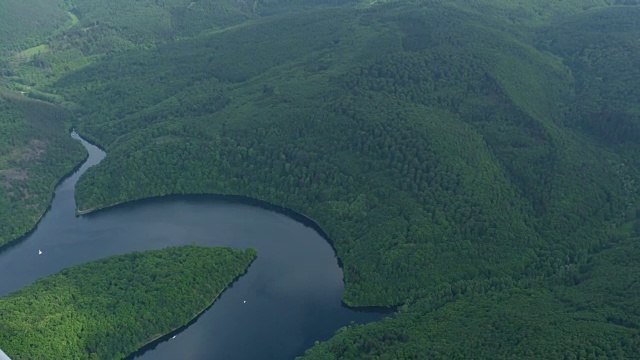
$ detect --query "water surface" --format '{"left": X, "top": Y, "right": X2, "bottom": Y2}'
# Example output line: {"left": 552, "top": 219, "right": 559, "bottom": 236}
{"left": 0, "top": 135, "right": 385, "bottom": 359}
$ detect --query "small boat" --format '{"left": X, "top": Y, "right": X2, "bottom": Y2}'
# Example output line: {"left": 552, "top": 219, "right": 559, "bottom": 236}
{"left": 243, "top": 300, "right": 246, "bottom": 304}
{"left": 171, "top": 335, "right": 176, "bottom": 339}
{"left": 38, "top": 250, "right": 42, "bottom": 255}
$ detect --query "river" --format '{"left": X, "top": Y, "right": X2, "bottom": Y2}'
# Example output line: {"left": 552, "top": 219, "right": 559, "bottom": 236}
{"left": 0, "top": 134, "right": 386, "bottom": 359}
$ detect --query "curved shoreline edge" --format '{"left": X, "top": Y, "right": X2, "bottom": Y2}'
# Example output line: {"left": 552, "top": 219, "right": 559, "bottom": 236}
{"left": 1, "top": 128, "right": 393, "bottom": 358}
{"left": 0, "top": 132, "right": 89, "bottom": 253}
{"left": 69, "top": 131, "right": 395, "bottom": 311}
{"left": 123, "top": 255, "right": 257, "bottom": 360}
{"left": 78, "top": 193, "right": 398, "bottom": 313}
{"left": 0, "top": 249, "right": 257, "bottom": 360}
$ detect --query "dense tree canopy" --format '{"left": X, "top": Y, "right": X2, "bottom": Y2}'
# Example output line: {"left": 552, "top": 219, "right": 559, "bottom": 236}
{"left": 53, "top": 2, "right": 636, "bottom": 306}
{"left": 0, "top": 90, "right": 84, "bottom": 247}
{"left": 1, "top": 0, "right": 640, "bottom": 358}
{"left": 0, "top": 246, "right": 256, "bottom": 359}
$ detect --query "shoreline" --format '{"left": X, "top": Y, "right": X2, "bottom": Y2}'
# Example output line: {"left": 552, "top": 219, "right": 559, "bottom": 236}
{"left": 0, "top": 136, "right": 89, "bottom": 253}
{"left": 77, "top": 193, "right": 398, "bottom": 313}
{"left": 123, "top": 258, "right": 256, "bottom": 359}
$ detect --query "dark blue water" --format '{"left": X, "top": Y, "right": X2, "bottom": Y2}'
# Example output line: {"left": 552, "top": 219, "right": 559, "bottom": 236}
{"left": 0, "top": 134, "right": 386, "bottom": 359}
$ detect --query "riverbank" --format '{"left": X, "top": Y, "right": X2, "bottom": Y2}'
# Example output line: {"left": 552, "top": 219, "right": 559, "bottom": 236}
{"left": 0, "top": 129, "right": 385, "bottom": 359}
{"left": 125, "top": 260, "right": 255, "bottom": 359}
{"left": 0, "top": 246, "right": 256, "bottom": 359}
{"left": 0, "top": 348, "right": 11, "bottom": 360}
{"left": 0, "top": 149, "right": 88, "bottom": 253}
{"left": 77, "top": 193, "right": 398, "bottom": 313}
{"left": 0, "top": 94, "right": 87, "bottom": 249}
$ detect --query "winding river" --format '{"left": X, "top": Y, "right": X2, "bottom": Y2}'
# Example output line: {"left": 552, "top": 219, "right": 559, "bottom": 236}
{"left": 0, "top": 134, "right": 386, "bottom": 359}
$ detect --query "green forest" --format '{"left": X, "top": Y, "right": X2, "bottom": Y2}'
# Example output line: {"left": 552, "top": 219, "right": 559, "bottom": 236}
{"left": 0, "top": 246, "right": 256, "bottom": 359}
{"left": 0, "top": 90, "right": 84, "bottom": 247}
{"left": 1, "top": 0, "right": 640, "bottom": 358}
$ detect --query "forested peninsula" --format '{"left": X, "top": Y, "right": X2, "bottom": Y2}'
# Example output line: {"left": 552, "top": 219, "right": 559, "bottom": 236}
{"left": 0, "top": 246, "right": 256, "bottom": 359}
{"left": 1, "top": 0, "right": 640, "bottom": 358}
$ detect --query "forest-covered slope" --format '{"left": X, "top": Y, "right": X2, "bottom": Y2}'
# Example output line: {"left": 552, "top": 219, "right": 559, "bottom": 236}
{"left": 46, "top": 2, "right": 640, "bottom": 356}
{"left": 0, "top": 246, "right": 256, "bottom": 359}
{"left": 0, "top": 0, "right": 337, "bottom": 247}
{"left": 0, "top": 0, "right": 69, "bottom": 56}
{"left": 0, "top": 0, "right": 354, "bottom": 90}
{"left": 3, "top": 0, "right": 640, "bottom": 358}
{"left": 55, "top": 1, "right": 637, "bottom": 305}
{"left": 302, "top": 236, "right": 640, "bottom": 359}
{"left": 0, "top": 90, "right": 84, "bottom": 247}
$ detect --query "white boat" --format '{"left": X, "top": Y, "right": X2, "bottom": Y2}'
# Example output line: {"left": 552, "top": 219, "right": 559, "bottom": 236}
{"left": 38, "top": 250, "right": 42, "bottom": 255}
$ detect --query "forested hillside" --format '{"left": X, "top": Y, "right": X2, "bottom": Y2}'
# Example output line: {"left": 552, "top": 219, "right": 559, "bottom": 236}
{"left": 542, "top": 6, "right": 640, "bottom": 154}
{"left": 0, "top": 0, "right": 342, "bottom": 247}
{"left": 0, "top": 0, "right": 69, "bottom": 56}
{"left": 2, "top": 0, "right": 640, "bottom": 358}
{"left": 55, "top": 1, "right": 637, "bottom": 304}
{"left": 0, "top": 246, "right": 256, "bottom": 359}
{"left": 0, "top": 90, "right": 84, "bottom": 247}
{"left": 0, "top": 0, "right": 353, "bottom": 90}
{"left": 303, "top": 233, "right": 640, "bottom": 358}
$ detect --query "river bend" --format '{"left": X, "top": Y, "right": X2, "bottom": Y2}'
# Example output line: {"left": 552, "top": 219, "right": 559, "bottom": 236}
{"left": 0, "top": 134, "right": 384, "bottom": 359}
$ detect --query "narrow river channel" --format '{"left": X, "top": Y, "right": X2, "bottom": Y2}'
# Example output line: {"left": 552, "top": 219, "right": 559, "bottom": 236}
{"left": 0, "top": 133, "right": 386, "bottom": 359}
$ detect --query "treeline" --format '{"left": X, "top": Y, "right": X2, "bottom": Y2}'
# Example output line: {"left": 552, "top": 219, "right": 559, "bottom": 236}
{"left": 0, "top": 90, "right": 85, "bottom": 247}
{"left": 0, "top": 246, "right": 256, "bottom": 359}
